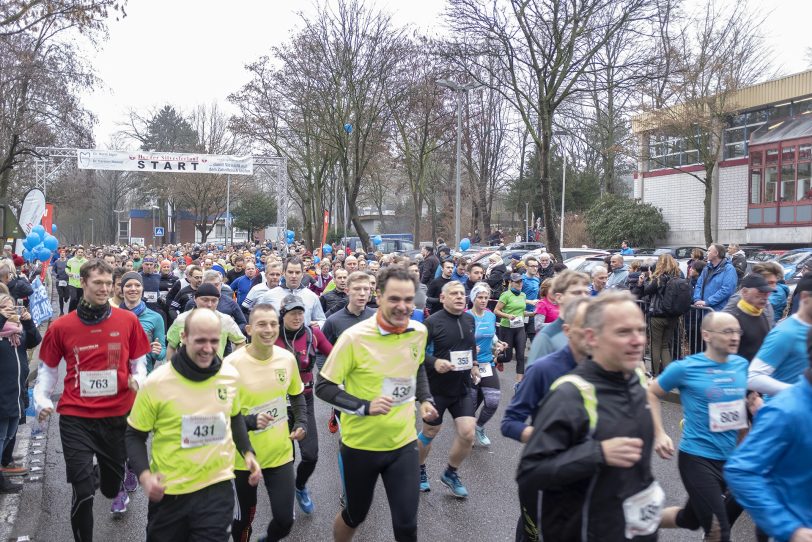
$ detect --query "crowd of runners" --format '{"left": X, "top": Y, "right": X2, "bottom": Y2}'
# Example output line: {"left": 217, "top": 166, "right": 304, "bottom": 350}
{"left": 0, "top": 238, "right": 807, "bottom": 541}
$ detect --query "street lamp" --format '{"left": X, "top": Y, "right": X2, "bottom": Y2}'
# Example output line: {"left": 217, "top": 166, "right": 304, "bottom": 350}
{"left": 89, "top": 218, "right": 94, "bottom": 246}
{"left": 436, "top": 78, "right": 483, "bottom": 249}
{"left": 151, "top": 203, "right": 159, "bottom": 248}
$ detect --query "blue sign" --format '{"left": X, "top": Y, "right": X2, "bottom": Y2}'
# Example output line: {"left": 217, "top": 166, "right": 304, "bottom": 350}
{"left": 154, "top": 227, "right": 165, "bottom": 237}
{"left": 29, "top": 277, "right": 53, "bottom": 326}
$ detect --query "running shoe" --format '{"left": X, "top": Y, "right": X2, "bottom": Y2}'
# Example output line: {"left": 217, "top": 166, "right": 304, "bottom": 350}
{"left": 295, "top": 486, "right": 314, "bottom": 515}
{"left": 419, "top": 465, "right": 430, "bottom": 492}
{"left": 123, "top": 465, "right": 139, "bottom": 493}
{"left": 440, "top": 470, "right": 468, "bottom": 499}
{"left": 0, "top": 463, "right": 28, "bottom": 476}
{"left": 110, "top": 489, "right": 129, "bottom": 516}
{"left": 496, "top": 362, "right": 504, "bottom": 372}
{"left": 475, "top": 426, "right": 491, "bottom": 447}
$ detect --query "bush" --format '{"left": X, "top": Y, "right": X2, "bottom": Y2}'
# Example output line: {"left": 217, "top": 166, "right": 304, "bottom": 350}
{"left": 585, "top": 195, "right": 669, "bottom": 248}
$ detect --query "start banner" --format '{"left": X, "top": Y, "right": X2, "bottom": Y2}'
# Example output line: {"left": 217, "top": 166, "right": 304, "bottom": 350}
{"left": 77, "top": 149, "right": 254, "bottom": 176}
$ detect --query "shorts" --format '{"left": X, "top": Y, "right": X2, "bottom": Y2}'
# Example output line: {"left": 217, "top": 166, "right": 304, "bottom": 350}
{"left": 59, "top": 414, "right": 127, "bottom": 497}
{"left": 147, "top": 480, "right": 235, "bottom": 542}
{"left": 423, "top": 393, "right": 475, "bottom": 426}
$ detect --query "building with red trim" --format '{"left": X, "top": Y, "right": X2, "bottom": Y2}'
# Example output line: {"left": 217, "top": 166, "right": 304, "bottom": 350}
{"left": 632, "top": 70, "right": 812, "bottom": 246}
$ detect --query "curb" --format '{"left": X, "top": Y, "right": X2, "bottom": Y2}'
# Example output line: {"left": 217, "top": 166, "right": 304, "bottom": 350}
{"left": 1, "top": 419, "right": 48, "bottom": 542}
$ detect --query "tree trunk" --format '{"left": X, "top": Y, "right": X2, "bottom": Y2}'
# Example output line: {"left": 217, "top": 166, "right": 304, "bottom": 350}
{"left": 539, "top": 114, "right": 560, "bottom": 261}
{"left": 411, "top": 191, "right": 422, "bottom": 243}
{"left": 703, "top": 165, "right": 714, "bottom": 245}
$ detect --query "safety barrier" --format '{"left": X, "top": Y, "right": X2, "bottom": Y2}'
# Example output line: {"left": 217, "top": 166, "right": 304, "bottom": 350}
{"left": 635, "top": 299, "right": 714, "bottom": 374}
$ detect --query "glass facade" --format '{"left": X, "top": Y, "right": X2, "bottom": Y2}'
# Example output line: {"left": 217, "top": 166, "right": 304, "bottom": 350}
{"left": 648, "top": 97, "right": 812, "bottom": 169}
{"left": 749, "top": 140, "right": 812, "bottom": 226}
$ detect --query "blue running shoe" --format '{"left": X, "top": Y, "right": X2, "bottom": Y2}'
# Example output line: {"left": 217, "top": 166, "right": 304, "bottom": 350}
{"left": 419, "top": 466, "right": 430, "bottom": 492}
{"left": 441, "top": 470, "right": 468, "bottom": 498}
{"left": 295, "top": 487, "right": 314, "bottom": 515}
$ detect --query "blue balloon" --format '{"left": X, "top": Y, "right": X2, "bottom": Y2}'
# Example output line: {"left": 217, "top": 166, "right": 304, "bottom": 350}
{"left": 343, "top": 123, "right": 353, "bottom": 134}
{"left": 460, "top": 238, "right": 471, "bottom": 251}
{"left": 22, "top": 248, "right": 33, "bottom": 262}
{"left": 51, "top": 224, "right": 57, "bottom": 233}
{"left": 43, "top": 234, "right": 58, "bottom": 251}
{"left": 314, "top": 256, "right": 320, "bottom": 264}
{"left": 24, "top": 232, "right": 41, "bottom": 250}
{"left": 286, "top": 230, "right": 294, "bottom": 238}
{"left": 322, "top": 244, "right": 333, "bottom": 254}
{"left": 373, "top": 235, "right": 382, "bottom": 246}
{"left": 34, "top": 246, "right": 51, "bottom": 262}
{"left": 31, "top": 225, "right": 46, "bottom": 238}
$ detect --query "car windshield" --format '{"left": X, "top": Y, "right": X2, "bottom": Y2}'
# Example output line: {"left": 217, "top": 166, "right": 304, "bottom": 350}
{"left": 777, "top": 251, "right": 811, "bottom": 265}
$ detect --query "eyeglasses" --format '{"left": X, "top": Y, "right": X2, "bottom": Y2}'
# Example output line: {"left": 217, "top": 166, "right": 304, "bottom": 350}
{"left": 707, "top": 329, "right": 744, "bottom": 336}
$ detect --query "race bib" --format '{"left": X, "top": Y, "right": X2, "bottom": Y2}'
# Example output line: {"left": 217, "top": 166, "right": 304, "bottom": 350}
{"left": 478, "top": 363, "right": 493, "bottom": 378}
{"left": 144, "top": 291, "right": 158, "bottom": 303}
{"left": 249, "top": 397, "right": 288, "bottom": 433}
{"left": 622, "top": 481, "right": 665, "bottom": 539}
{"left": 382, "top": 377, "right": 415, "bottom": 405}
{"left": 79, "top": 370, "right": 118, "bottom": 397}
{"left": 509, "top": 317, "right": 524, "bottom": 328}
{"left": 708, "top": 399, "right": 747, "bottom": 432}
{"left": 449, "top": 350, "right": 473, "bottom": 371}
{"left": 181, "top": 413, "right": 228, "bottom": 448}
{"left": 58, "top": 280, "right": 67, "bottom": 287}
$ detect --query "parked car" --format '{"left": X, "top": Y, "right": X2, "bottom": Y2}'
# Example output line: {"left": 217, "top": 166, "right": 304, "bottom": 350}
{"left": 776, "top": 248, "right": 812, "bottom": 282}
{"left": 505, "top": 241, "right": 546, "bottom": 251}
{"left": 749, "top": 250, "right": 787, "bottom": 262}
{"left": 653, "top": 246, "right": 706, "bottom": 260}
{"left": 574, "top": 254, "right": 689, "bottom": 278}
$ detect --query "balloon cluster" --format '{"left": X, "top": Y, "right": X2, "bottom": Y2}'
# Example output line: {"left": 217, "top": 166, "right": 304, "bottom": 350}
{"left": 22, "top": 224, "right": 59, "bottom": 263}
{"left": 286, "top": 230, "right": 295, "bottom": 244}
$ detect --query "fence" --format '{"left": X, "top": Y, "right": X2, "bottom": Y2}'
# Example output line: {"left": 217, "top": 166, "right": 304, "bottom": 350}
{"left": 635, "top": 299, "right": 714, "bottom": 373}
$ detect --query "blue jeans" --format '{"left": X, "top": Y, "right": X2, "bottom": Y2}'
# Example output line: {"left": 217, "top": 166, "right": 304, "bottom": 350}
{"left": 0, "top": 416, "right": 19, "bottom": 456}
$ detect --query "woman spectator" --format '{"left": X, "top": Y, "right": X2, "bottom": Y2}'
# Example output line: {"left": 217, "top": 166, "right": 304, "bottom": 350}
{"left": 0, "top": 293, "right": 40, "bottom": 492}
{"left": 308, "top": 260, "right": 333, "bottom": 296}
{"left": 763, "top": 261, "right": 790, "bottom": 322}
{"left": 485, "top": 253, "right": 507, "bottom": 300}
{"left": 687, "top": 247, "right": 705, "bottom": 273}
{"left": 641, "top": 253, "right": 682, "bottom": 374}
{"left": 533, "top": 278, "right": 559, "bottom": 333}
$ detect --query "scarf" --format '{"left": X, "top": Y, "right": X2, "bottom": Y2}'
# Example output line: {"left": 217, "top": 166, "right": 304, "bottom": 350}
{"left": 121, "top": 300, "right": 146, "bottom": 316}
{"left": 376, "top": 309, "right": 408, "bottom": 335}
{"left": 77, "top": 298, "right": 112, "bottom": 326}
{"left": 171, "top": 345, "right": 222, "bottom": 382}
{"left": 737, "top": 298, "right": 763, "bottom": 317}
{"left": 0, "top": 321, "right": 22, "bottom": 347}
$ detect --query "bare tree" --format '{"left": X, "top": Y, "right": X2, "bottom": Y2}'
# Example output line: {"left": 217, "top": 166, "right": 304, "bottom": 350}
{"left": 446, "top": 0, "right": 660, "bottom": 260}
{"left": 0, "top": 0, "right": 123, "bottom": 37}
{"left": 642, "top": 1, "right": 770, "bottom": 244}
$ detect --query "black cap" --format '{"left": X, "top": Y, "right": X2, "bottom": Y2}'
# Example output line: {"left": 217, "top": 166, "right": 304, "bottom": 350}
{"left": 740, "top": 273, "right": 775, "bottom": 293}
{"left": 279, "top": 294, "right": 306, "bottom": 318}
{"left": 194, "top": 283, "right": 221, "bottom": 298}
{"left": 797, "top": 275, "right": 812, "bottom": 295}
{"left": 510, "top": 253, "right": 522, "bottom": 260}
{"left": 509, "top": 272, "right": 523, "bottom": 282}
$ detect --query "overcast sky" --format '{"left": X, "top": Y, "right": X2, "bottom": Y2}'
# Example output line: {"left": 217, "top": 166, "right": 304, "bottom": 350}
{"left": 84, "top": 0, "right": 811, "bottom": 147}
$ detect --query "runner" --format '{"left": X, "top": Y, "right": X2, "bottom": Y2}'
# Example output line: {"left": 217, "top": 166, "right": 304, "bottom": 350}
{"left": 748, "top": 276, "right": 812, "bottom": 398}
{"left": 521, "top": 257, "right": 541, "bottom": 344}
{"left": 166, "top": 283, "right": 245, "bottom": 360}
{"left": 321, "top": 268, "right": 349, "bottom": 316}
{"left": 517, "top": 291, "right": 660, "bottom": 541}
{"left": 503, "top": 297, "right": 591, "bottom": 542}
{"left": 242, "top": 262, "right": 283, "bottom": 316}
{"left": 418, "top": 280, "right": 477, "bottom": 498}
{"left": 66, "top": 245, "right": 87, "bottom": 312}
{"left": 255, "top": 258, "right": 326, "bottom": 327}
{"left": 321, "top": 271, "right": 375, "bottom": 345}
{"left": 119, "top": 271, "right": 166, "bottom": 373}
{"left": 33, "top": 259, "right": 151, "bottom": 541}
{"left": 648, "top": 312, "right": 748, "bottom": 542}
{"left": 167, "top": 265, "right": 203, "bottom": 323}
{"left": 315, "top": 265, "right": 437, "bottom": 542}
{"left": 724, "top": 327, "right": 812, "bottom": 542}
{"left": 467, "top": 282, "right": 505, "bottom": 447}
{"left": 494, "top": 273, "right": 532, "bottom": 384}
{"left": 275, "top": 294, "right": 333, "bottom": 515}
{"left": 227, "top": 303, "right": 308, "bottom": 542}
{"left": 125, "top": 308, "right": 262, "bottom": 542}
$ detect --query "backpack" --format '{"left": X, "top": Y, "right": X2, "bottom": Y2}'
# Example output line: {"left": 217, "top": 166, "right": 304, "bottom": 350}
{"left": 660, "top": 276, "right": 693, "bottom": 317}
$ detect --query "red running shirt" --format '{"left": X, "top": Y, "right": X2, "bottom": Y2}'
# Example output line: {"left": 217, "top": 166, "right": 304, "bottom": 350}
{"left": 39, "top": 308, "right": 151, "bottom": 418}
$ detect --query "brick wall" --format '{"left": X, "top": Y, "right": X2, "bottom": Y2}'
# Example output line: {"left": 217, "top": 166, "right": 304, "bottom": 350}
{"left": 718, "top": 165, "right": 748, "bottom": 230}
{"left": 640, "top": 171, "right": 706, "bottom": 232}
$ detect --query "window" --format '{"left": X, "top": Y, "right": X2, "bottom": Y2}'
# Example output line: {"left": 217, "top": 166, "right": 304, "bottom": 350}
{"left": 782, "top": 146, "right": 796, "bottom": 163}
{"left": 750, "top": 170, "right": 761, "bottom": 204}
{"left": 798, "top": 162, "right": 812, "bottom": 200}
{"left": 215, "top": 224, "right": 225, "bottom": 237}
{"left": 766, "top": 149, "right": 779, "bottom": 165}
{"left": 800, "top": 144, "right": 812, "bottom": 161}
{"left": 781, "top": 163, "right": 796, "bottom": 201}
{"left": 751, "top": 151, "right": 763, "bottom": 166}
{"left": 765, "top": 167, "right": 778, "bottom": 202}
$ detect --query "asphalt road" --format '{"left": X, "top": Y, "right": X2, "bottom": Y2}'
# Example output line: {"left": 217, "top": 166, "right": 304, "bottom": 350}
{"left": 10, "top": 362, "right": 756, "bottom": 542}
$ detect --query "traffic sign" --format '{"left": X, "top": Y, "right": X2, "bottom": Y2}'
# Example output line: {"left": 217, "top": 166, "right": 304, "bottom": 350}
{"left": 154, "top": 227, "right": 165, "bottom": 237}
